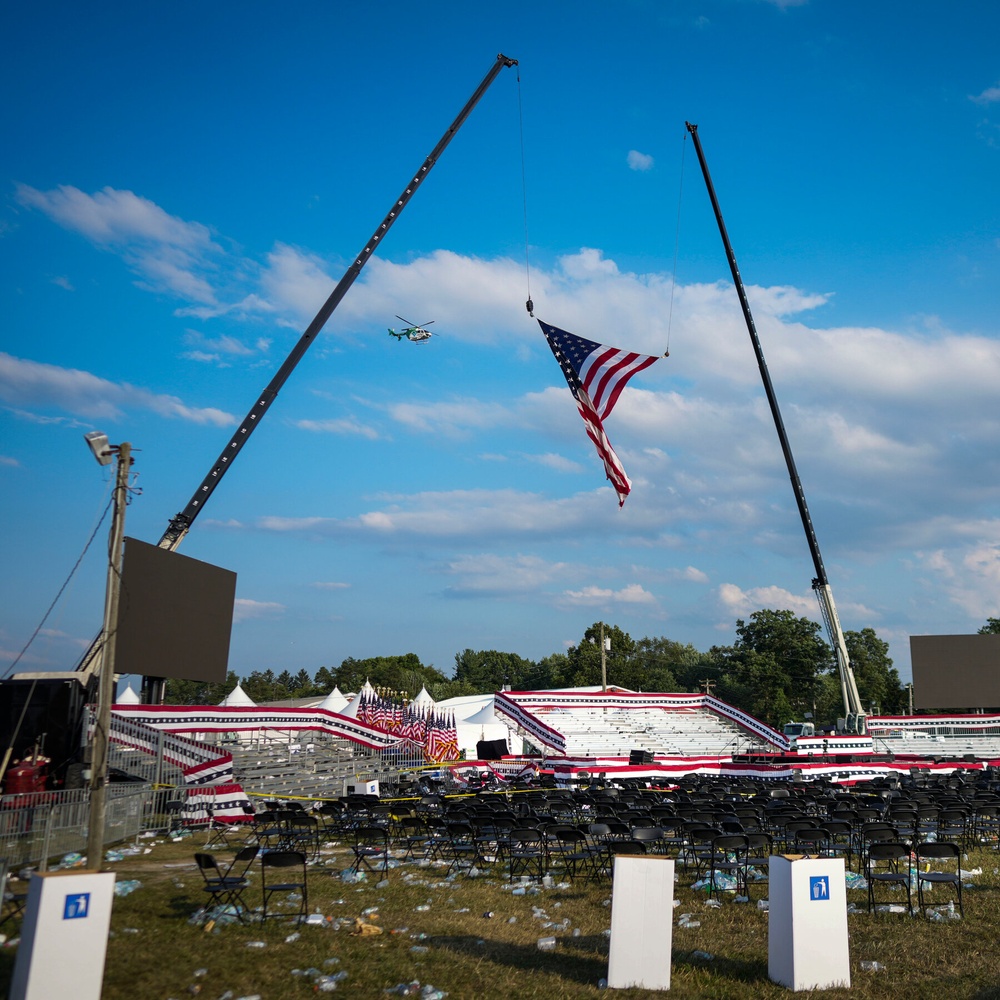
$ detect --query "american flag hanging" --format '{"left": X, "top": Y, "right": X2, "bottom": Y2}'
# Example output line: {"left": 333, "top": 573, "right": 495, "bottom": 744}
{"left": 538, "top": 320, "right": 662, "bottom": 506}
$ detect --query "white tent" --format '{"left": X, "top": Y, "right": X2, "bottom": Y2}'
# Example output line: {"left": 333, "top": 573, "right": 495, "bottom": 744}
{"left": 435, "top": 693, "right": 523, "bottom": 758}
{"left": 219, "top": 682, "right": 256, "bottom": 707}
{"left": 410, "top": 686, "right": 435, "bottom": 709}
{"left": 117, "top": 683, "right": 141, "bottom": 705}
{"left": 318, "top": 685, "right": 348, "bottom": 713}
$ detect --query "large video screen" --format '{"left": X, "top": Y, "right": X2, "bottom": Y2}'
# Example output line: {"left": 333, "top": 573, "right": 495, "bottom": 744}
{"left": 910, "top": 634, "right": 1000, "bottom": 710}
{"left": 113, "top": 537, "right": 236, "bottom": 683}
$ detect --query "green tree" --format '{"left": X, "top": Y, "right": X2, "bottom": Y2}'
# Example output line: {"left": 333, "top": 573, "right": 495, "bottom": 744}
{"left": 566, "top": 623, "right": 636, "bottom": 688}
{"left": 162, "top": 670, "right": 239, "bottom": 705}
{"left": 313, "top": 666, "right": 336, "bottom": 693}
{"left": 333, "top": 654, "right": 448, "bottom": 698}
{"left": 631, "top": 636, "right": 712, "bottom": 692}
{"left": 522, "top": 652, "right": 569, "bottom": 691}
{"left": 242, "top": 668, "right": 279, "bottom": 703}
{"left": 843, "top": 627, "right": 905, "bottom": 715}
{"left": 733, "top": 609, "right": 831, "bottom": 719}
{"left": 978, "top": 618, "right": 1000, "bottom": 634}
{"left": 453, "top": 649, "right": 536, "bottom": 692}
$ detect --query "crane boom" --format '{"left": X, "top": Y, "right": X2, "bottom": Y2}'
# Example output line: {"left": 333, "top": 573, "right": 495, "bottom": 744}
{"left": 74, "top": 54, "right": 517, "bottom": 685}
{"left": 685, "top": 122, "right": 866, "bottom": 733}
{"left": 158, "top": 53, "right": 518, "bottom": 552}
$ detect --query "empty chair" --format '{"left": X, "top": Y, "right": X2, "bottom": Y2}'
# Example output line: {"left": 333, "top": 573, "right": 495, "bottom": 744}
{"left": 707, "top": 834, "right": 749, "bottom": 899}
{"left": 440, "top": 821, "right": 483, "bottom": 877}
{"left": 866, "top": 841, "right": 912, "bottom": 914}
{"left": 508, "top": 828, "right": 546, "bottom": 880}
{"left": 194, "top": 847, "right": 257, "bottom": 922}
{"left": 284, "top": 812, "right": 321, "bottom": 862}
{"left": 0, "top": 859, "right": 28, "bottom": 932}
{"left": 629, "top": 826, "right": 665, "bottom": 855}
{"left": 915, "top": 842, "right": 963, "bottom": 917}
{"left": 548, "top": 827, "right": 597, "bottom": 880}
{"left": 261, "top": 851, "right": 308, "bottom": 923}
{"left": 350, "top": 825, "right": 391, "bottom": 878}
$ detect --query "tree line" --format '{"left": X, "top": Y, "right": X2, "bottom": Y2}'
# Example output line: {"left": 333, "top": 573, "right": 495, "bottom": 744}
{"left": 157, "top": 608, "right": 965, "bottom": 728}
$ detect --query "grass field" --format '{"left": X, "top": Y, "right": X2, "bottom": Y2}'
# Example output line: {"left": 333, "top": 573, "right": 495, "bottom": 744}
{"left": 3, "top": 830, "right": 1000, "bottom": 999}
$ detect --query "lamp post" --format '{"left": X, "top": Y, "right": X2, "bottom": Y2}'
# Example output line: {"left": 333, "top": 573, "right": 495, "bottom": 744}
{"left": 84, "top": 433, "right": 132, "bottom": 869}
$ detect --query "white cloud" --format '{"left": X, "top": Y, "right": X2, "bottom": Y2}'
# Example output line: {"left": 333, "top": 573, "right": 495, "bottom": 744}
{"left": 561, "top": 583, "right": 656, "bottom": 606}
{"left": 970, "top": 83, "right": 1000, "bottom": 105}
{"left": 293, "top": 417, "right": 380, "bottom": 440}
{"left": 0, "top": 455, "right": 20, "bottom": 467}
{"left": 0, "top": 352, "right": 235, "bottom": 425}
{"left": 524, "top": 452, "right": 585, "bottom": 474}
{"left": 16, "top": 184, "right": 225, "bottom": 305}
{"left": 627, "top": 150, "right": 654, "bottom": 172}
{"left": 311, "top": 581, "right": 351, "bottom": 590}
{"left": 232, "top": 598, "right": 285, "bottom": 622}
{"left": 443, "top": 553, "right": 573, "bottom": 596}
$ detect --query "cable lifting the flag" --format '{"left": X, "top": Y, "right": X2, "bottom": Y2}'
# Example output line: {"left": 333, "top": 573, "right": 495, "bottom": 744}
{"left": 537, "top": 319, "right": 664, "bottom": 507}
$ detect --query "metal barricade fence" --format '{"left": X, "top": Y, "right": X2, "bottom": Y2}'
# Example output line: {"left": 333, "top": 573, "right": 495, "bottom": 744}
{"left": 0, "top": 784, "right": 175, "bottom": 871}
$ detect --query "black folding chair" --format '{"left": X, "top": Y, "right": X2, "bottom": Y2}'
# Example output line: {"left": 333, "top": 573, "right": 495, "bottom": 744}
{"left": 261, "top": 851, "right": 308, "bottom": 923}
{"left": 350, "top": 825, "right": 391, "bottom": 878}
{"left": 508, "top": 827, "right": 546, "bottom": 880}
{"left": 203, "top": 803, "right": 234, "bottom": 849}
{"left": 915, "top": 841, "right": 963, "bottom": 917}
{"left": 0, "top": 859, "right": 28, "bottom": 932}
{"left": 194, "top": 847, "right": 257, "bottom": 922}
{"left": 866, "top": 841, "right": 912, "bottom": 914}
{"left": 707, "top": 834, "right": 749, "bottom": 899}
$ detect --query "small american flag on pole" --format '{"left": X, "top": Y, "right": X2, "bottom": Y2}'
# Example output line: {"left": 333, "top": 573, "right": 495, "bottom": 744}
{"left": 538, "top": 320, "right": 662, "bottom": 506}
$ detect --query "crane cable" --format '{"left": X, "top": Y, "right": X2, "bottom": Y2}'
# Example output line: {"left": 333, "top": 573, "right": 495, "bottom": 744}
{"left": 516, "top": 66, "right": 534, "bottom": 318}
{"left": 3, "top": 487, "right": 113, "bottom": 680}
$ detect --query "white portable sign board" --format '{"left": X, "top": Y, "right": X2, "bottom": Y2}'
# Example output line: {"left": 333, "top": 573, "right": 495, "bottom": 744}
{"left": 607, "top": 855, "right": 674, "bottom": 990}
{"left": 768, "top": 855, "right": 850, "bottom": 991}
{"left": 9, "top": 869, "right": 116, "bottom": 1000}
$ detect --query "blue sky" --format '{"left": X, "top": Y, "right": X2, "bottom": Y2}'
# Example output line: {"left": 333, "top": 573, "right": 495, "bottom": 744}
{"left": 3, "top": 1, "right": 1000, "bottom": 691}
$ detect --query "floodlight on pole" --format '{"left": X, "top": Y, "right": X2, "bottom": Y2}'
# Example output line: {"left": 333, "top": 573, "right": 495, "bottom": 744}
{"left": 83, "top": 431, "right": 113, "bottom": 466}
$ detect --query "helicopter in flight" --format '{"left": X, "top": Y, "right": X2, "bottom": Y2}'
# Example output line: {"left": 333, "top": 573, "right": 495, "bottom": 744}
{"left": 388, "top": 315, "right": 436, "bottom": 343}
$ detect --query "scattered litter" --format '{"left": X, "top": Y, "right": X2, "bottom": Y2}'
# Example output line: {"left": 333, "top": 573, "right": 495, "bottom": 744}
{"left": 844, "top": 871, "right": 868, "bottom": 890}
{"left": 285, "top": 932, "right": 301, "bottom": 943}
{"left": 193, "top": 968, "right": 208, "bottom": 978}
{"left": 410, "top": 945, "right": 430, "bottom": 954}
{"left": 704, "top": 898, "right": 722, "bottom": 909}
{"left": 482, "top": 911, "right": 494, "bottom": 919}
{"left": 59, "top": 852, "right": 84, "bottom": 868}
{"left": 537, "top": 936, "right": 556, "bottom": 951}
{"left": 691, "top": 950, "right": 715, "bottom": 961}
{"left": 114, "top": 880, "right": 142, "bottom": 897}
{"left": 677, "top": 914, "right": 701, "bottom": 929}
{"left": 757, "top": 899, "right": 769, "bottom": 912}
{"left": 352, "top": 915, "right": 382, "bottom": 936}
{"left": 860, "top": 961, "right": 886, "bottom": 972}
{"left": 245, "top": 941, "right": 267, "bottom": 949}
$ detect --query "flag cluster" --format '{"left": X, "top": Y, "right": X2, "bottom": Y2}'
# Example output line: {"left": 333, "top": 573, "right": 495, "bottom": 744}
{"left": 538, "top": 320, "right": 661, "bottom": 506}
{"left": 355, "top": 691, "right": 459, "bottom": 763}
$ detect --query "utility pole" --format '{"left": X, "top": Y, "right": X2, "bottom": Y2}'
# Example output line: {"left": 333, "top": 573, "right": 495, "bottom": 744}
{"left": 86, "top": 439, "right": 131, "bottom": 869}
{"left": 600, "top": 622, "right": 609, "bottom": 693}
